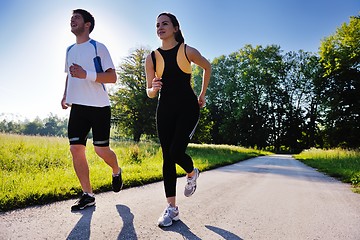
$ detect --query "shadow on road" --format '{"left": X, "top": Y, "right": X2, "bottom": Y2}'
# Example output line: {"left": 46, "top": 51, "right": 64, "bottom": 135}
{"left": 205, "top": 225, "right": 243, "bottom": 240}
{"left": 217, "top": 155, "right": 337, "bottom": 184}
{"left": 67, "top": 206, "right": 95, "bottom": 240}
{"left": 161, "top": 220, "right": 201, "bottom": 239}
{"left": 116, "top": 204, "right": 137, "bottom": 240}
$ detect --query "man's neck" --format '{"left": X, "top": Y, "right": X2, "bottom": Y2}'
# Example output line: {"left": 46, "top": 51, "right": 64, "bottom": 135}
{"left": 76, "top": 34, "right": 90, "bottom": 44}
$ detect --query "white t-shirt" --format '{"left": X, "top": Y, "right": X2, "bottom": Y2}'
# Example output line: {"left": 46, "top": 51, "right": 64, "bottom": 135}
{"left": 64, "top": 39, "right": 115, "bottom": 107}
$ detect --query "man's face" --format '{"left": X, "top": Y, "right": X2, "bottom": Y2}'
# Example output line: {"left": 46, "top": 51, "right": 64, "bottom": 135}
{"left": 70, "top": 13, "right": 86, "bottom": 35}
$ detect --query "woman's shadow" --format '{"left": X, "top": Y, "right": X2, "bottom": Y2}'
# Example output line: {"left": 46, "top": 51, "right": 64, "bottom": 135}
{"left": 116, "top": 205, "right": 200, "bottom": 239}
{"left": 67, "top": 206, "right": 96, "bottom": 240}
{"left": 161, "top": 220, "right": 201, "bottom": 240}
{"left": 116, "top": 204, "right": 137, "bottom": 240}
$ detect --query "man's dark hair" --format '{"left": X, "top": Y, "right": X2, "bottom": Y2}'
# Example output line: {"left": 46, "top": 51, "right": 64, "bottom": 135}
{"left": 73, "top": 9, "right": 95, "bottom": 33}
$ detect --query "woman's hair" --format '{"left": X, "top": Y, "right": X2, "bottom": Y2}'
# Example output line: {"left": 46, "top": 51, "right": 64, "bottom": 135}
{"left": 73, "top": 9, "right": 95, "bottom": 33}
{"left": 157, "top": 12, "right": 184, "bottom": 43}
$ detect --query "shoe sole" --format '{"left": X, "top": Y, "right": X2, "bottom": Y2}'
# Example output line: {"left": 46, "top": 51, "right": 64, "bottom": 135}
{"left": 71, "top": 201, "right": 95, "bottom": 211}
{"left": 158, "top": 216, "right": 180, "bottom": 227}
{"left": 113, "top": 183, "right": 123, "bottom": 193}
{"left": 112, "top": 174, "right": 123, "bottom": 192}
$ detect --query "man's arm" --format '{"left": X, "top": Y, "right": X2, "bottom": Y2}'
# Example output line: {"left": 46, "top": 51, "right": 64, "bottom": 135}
{"left": 94, "top": 68, "right": 117, "bottom": 83}
{"left": 69, "top": 64, "right": 117, "bottom": 83}
{"left": 61, "top": 76, "right": 69, "bottom": 109}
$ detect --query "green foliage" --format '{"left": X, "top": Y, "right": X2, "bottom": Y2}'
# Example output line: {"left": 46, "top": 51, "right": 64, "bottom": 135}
{"left": 191, "top": 66, "right": 215, "bottom": 143}
{"left": 318, "top": 16, "right": 360, "bottom": 148}
{"left": 294, "top": 148, "right": 360, "bottom": 193}
{"left": 206, "top": 45, "right": 320, "bottom": 151}
{"left": 110, "top": 47, "right": 158, "bottom": 142}
{"left": 0, "top": 114, "right": 67, "bottom": 136}
{"left": 0, "top": 134, "right": 269, "bottom": 211}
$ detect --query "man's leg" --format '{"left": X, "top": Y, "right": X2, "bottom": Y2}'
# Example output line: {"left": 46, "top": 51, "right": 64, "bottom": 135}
{"left": 94, "top": 146, "right": 120, "bottom": 174}
{"left": 91, "top": 106, "right": 122, "bottom": 192}
{"left": 70, "top": 144, "right": 92, "bottom": 193}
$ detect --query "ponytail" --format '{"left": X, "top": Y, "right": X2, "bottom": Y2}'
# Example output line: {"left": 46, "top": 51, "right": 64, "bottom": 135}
{"left": 175, "top": 29, "right": 184, "bottom": 43}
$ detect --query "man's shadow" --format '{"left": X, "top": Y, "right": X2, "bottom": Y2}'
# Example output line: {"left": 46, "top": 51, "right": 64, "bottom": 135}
{"left": 161, "top": 220, "right": 201, "bottom": 240}
{"left": 67, "top": 206, "right": 96, "bottom": 240}
{"left": 205, "top": 225, "right": 243, "bottom": 240}
{"left": 116, "top": 204, "right": 137, "bottom": 240}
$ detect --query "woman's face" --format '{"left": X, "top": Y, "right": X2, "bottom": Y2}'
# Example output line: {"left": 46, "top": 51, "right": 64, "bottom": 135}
{"left": 156, "top": 15, "right": 177, "bottom": 40}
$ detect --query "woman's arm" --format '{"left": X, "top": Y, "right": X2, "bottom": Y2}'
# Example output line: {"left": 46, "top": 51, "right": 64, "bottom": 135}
{"left": 187, "top": 46, "right": 212, "bottom": 108}
{"left": 145, "top": 54, "right": 162, "bottom": 98}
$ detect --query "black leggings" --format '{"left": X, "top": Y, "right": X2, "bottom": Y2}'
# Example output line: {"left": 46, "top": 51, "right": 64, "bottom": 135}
{"left": 156, "top": 96, "right": 200, "bottom": 198}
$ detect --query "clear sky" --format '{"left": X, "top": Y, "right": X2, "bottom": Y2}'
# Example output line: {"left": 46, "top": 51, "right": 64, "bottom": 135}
{"left": 0, "top": 0, "right": 359, "bottom": 120}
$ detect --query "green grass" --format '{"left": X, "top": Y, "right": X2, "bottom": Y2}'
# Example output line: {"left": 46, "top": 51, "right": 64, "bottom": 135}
{"left": 0, "top": 134, "right": 270, "bottom": 211}
{"left": 294, "top": 148, "right": 360, "bottom": 193}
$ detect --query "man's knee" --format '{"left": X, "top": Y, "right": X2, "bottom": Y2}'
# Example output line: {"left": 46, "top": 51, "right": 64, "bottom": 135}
{"left": 70, "top": 144, "right": 86, "bottom": 159}
{"left": 94, "top": 146, "right": 112, "bottom": 158}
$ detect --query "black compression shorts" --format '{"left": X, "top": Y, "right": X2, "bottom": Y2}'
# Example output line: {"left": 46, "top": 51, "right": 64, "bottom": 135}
{"left": 68, "top": 104, "right": 111, "bottom": 146}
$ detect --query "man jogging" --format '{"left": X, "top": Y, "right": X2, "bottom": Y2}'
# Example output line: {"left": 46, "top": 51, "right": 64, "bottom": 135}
{"left": 61, "top": 9, "right": 122, "bottom": 211}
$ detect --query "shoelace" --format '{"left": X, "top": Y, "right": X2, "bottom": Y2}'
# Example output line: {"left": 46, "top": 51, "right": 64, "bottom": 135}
{"left": 163, "top": 206, "right": 177, "bottom": 217}
{"left": 163, "top": 208, "right": 170, "bottom": 217}
{"left": 186, "top": 176, "right": 196, "bottom": 189}
{"left": 74, "top": 195, "right": 86, "bottom": 205}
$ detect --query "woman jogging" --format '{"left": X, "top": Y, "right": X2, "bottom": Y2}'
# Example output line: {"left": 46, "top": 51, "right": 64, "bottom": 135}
{"left": 145, "top": 12, "right": 211, "bottom": 227}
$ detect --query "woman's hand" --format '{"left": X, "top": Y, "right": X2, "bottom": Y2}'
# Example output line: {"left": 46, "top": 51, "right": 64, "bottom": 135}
{"left": 151, "top": 77, "right": 162, "bottom": 92}
{"left": 198, "top": 94, "right": 206, "bottom": 108}
{"left": 146, "top": 77, "right": 162, "bottom": 98}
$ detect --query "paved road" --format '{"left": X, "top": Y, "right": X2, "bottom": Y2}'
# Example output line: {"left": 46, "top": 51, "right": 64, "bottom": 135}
{"left": 1, "top": 155, "right": 360, "bottom": 240}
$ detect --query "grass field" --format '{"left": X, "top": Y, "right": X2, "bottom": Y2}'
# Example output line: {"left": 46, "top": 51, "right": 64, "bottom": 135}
{"left": 0, "top": 134, "right": 269, "bottom": 211}
{"left": 294, "top": 148, "right": 360, "bottom": 193}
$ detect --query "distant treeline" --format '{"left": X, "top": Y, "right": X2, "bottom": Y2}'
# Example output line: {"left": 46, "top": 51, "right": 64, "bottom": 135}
{"left": 0, "top": 114, "right": 68, "bottom": 137}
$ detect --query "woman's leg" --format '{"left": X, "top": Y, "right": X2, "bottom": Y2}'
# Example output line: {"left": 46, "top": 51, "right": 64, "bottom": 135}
{"left": 169, "top": 101, "right": 200, "bottom": 174}
{"left": 157, "top": 102, "right": 178, "bottom": 199}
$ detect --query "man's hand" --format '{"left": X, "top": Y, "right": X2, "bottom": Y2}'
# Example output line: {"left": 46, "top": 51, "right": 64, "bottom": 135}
{"left": 61, "top": 96, "right": 69, "bottom": 109}
{"left": 69, "top": 63, "right": 86, "bottom": 79}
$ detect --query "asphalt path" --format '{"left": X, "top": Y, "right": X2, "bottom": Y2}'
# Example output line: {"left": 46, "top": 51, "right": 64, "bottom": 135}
{"left": 1, "top": 155, "right": 360, "bottom": 240}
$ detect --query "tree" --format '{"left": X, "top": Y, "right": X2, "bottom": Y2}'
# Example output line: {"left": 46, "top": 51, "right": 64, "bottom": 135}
{"left": 42, "top": 114, "right": 67, "bottom": 136}
{"left": 201, "top": 54, "right": 242, "bottom": 144}
{"left": 282, "top": 50, "right": 322, "bottom": 151}
{"left": 318, "top": 15, "right": 360, "bottom": 148}
{"left": 23, "top": 118, "right": 43, "bottom": 135}
{"left": 111, "top": 47, "right": 158, "bottom": 142}
{"left": 203, "top": 44, "right": 323, "bottom": 151}
{"left": 0, "top": 119, "right": 23, "bottom": 134}
{"left": 191, "top": 65, "right": 215, "bottom": 143}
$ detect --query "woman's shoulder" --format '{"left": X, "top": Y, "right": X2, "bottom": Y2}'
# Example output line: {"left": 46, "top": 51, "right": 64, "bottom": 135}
{"left": 184, "top": 44, "right": 201, "bottom": 58}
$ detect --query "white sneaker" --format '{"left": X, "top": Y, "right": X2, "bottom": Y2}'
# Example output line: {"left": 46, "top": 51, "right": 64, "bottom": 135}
{"left": 184, "top": 168, "right": 200, "bottom": 197}
{"left": 157, "top": 204, "right": 180, "bottom": 227}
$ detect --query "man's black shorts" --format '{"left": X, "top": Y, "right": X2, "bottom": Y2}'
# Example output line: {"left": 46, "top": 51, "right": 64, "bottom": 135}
{"left": 68, "top": 104, "right": 111, "bottom": 146}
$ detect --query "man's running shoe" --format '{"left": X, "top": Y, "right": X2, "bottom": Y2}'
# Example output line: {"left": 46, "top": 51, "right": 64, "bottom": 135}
{"left": 112, "top": 169, "right": 123, "bottom": 192}
{"left": 71, "top": 193, "right": 95, "bottom": 211}
{"left": 158, "top": 204, "right": 180, "bottom": 227}
{"left": 184, "top": 168, "right": 199, "bottom": 197}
